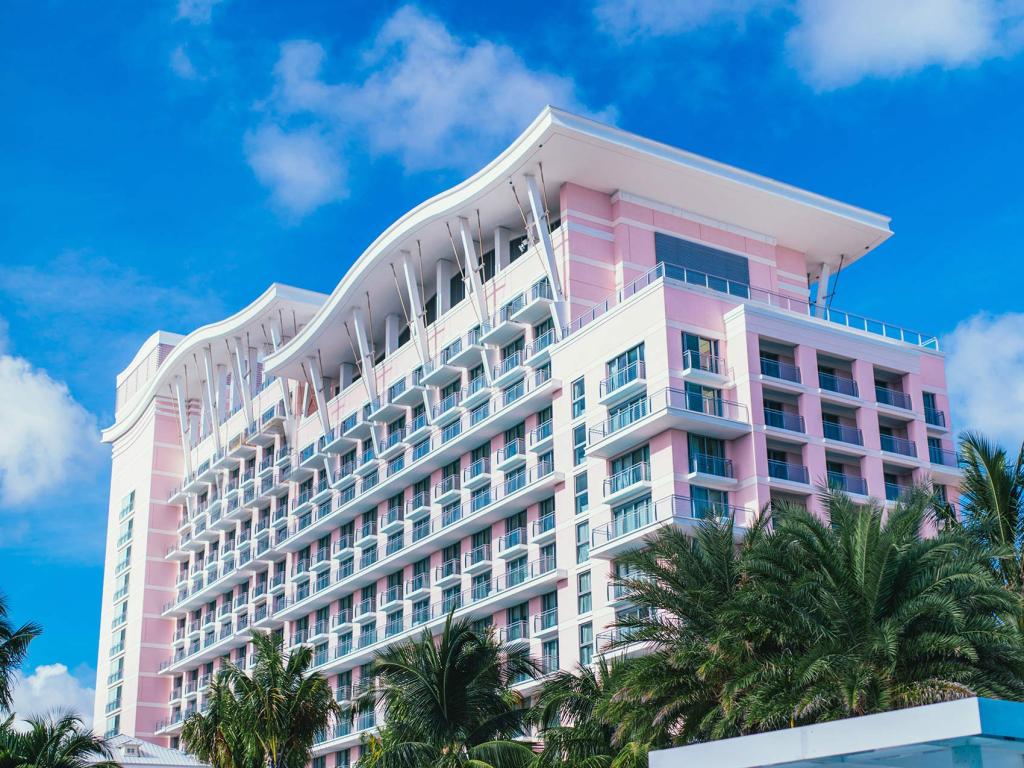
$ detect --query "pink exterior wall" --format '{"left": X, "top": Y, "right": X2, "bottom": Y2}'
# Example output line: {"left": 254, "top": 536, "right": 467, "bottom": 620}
{"left": 96, "top": 181, "right": 957, "bottom": 761}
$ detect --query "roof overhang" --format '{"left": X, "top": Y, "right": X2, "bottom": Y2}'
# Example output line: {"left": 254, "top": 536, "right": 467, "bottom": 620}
{"left": 103, "top": 283, "right": 326, "bottom": 443}
{"left": 264, "top": 106, "right": 892, "bottom": 380}
{"left": 650, "top": 698, "right": 1024, "bottom": 768}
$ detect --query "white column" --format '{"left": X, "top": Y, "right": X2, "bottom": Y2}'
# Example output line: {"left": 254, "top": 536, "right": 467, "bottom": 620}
{"left": 173, "top": 376, "right": 193, "bottom": 478}
{"left": 307, "top": 355, "right": 333, "bottom": 438}
{"left": 524, "top": 173, "right": 568, "bottom": 335}
{"left": 385, "top": 313, "right": 401, "bottom": 356}
{"left": 494, "top": 226, "right": 511, "bottom": 273}
{"left": 201, "top": 347, "right": 223, "bottom": 454}
{"left": 230, "top": 337, "right": 254, "bottom": 426}
{"left": 268, "top": 318, "right": 294, "bottom": 420}
{"left": 436, "top": 258, "right": 453, "bottom": 316}
{"left": 814, "top": 261, "right": 833, "bottom": 311}
{"left": 339, "top": 362, "right": 355, "bottom": 392}
{"left": 458, "top": 217, "right": 489, "bottom": 324}
{"left": 401, "top": 250, "right": 431, "bottom": 367}
{"left": 351, "top": 308, "right": 379, "bottom": 404}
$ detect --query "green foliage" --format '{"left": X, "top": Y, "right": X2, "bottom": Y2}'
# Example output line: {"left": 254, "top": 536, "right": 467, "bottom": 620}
{"left": 355, "top": 613, "right": 537, "bottom": 768}
{"left": 181, "top": 631, "right": 340, "bottom": 768}
{"left": 0, "top": 711, "right": 118, "bottom": 768}
{"left": 0, "top": 595, "right": 41, "bottom": 713}
{"left": 536, "top": 484, "right": 1024, "bottom": 756}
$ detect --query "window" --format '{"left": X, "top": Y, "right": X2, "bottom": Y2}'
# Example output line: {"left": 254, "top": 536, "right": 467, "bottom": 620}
{"left": 578, "top": 622, "right": 594, "bottom": 666}
{"left": 571, "top": 377, "right": 586, "bottom": 419}
{"left": 450, "top": 273, "right": 465, "bottom": 307}
{"left": 119, "top": 490, "right": 135, "bottom": 520}
{"left": 577, "top": 571, "right": 592, "bottom": 614}
{"left": 573, "top": 424, "right": 587, "bottom": 466}
{"left": 682, "top": 332, "right": 719, "bottom": 373}
{"left": 575, "top": 522, "right": 589, "bottom": 563}
{"left": 574, "top": 473, "right": 589, "bottom": 515}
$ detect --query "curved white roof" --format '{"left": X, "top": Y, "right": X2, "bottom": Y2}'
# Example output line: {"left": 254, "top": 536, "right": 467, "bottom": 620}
{"left": 263, "top": 106, "right": 892, "bottom": 380}
{"left": 102, "top": 283, "right": 326, "bottom": 443}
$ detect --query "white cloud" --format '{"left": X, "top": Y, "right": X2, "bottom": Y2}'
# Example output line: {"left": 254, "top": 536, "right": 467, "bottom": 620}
{"left": 243, "top": 124, "right": 347, "bottom": 217}
{"left": 594, "top": 0, "right": 776, "bottom": 42}
{"left": 0, "top": 352, "right": 100, "bottom": 505}
{"left": 246, "top": 5, "right": 610, "bottom": 216}
{"left": 591, "top": 0, "right": 1024, "bottom": 88}
{"left": 176, "top": 0, "right": 223, "bottom": 25}
{"left": 170, "top": 45, "right": 198, "bottom": 79}
{"left": 944, "top": 312, "right": 1024, "bottom": 448}
{"left": 10, "top": 664, "right": 95, "bottom": 731}
{"left": 787, "top": 0, "right": 1024, "bottom": 89}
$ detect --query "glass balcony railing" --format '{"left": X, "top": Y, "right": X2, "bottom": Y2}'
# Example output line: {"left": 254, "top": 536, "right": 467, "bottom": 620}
{"left": 823, "top": 421, "right": 863, "bottom": 445}
{"left": 592, "top": 494, "right": 744, "bottom": 547}
{"left": 880, "top": 434, "right": 917, "bottom": 457}
{"left": 876, "top": 386, "right": 912, "bottom": 410}
{"left": 818, "top": 371, "right": 859, "bottom": 397}
{"left": 682, "top": 350, "right": 722, "bottom": 375}
{"left": 760, "top": 357, "right": 801, "bottom": 383}
{"left": 767, "top": 460, "right": 809, "bottom": 484}
{"left": 688, "top": 453, "right": 733, "bottom": 478}
{"left": 600, "top": 360, "right": 645, "bottom": 398}
{"left": 589, "top": 387, "right": 748, "bottom": 443}
{"left": 827, "top": 471, "right": 868, "bottom": 496}
{"left": 764, "top": 408, "right": 805, "bottom": 433}
{"left": 603, "top": 462, "right": 650, "bottom": 497}
{"left": 925, "top": 407, "right": 947, "bottom": 428}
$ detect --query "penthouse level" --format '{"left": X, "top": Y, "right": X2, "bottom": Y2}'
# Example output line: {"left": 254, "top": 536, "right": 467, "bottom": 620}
{"left": 94, "top": 107, "right": 958, "bottom": 758}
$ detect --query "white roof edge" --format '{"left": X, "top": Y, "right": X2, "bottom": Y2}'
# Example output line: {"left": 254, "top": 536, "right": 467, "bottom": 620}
{"left": 102, "top": 282, "right": 327, "bottom": 444}
{"left": 545, "top": 107, "right": 893, "bottom": 234}
{"left": 650, "top": 698, "right": 1024, "bottom": 768}
{"left": 264, "top": 106, "right": 892, "bottom": 375}
{"left": 115, "top": 330, "right": 186, "bottom": 386}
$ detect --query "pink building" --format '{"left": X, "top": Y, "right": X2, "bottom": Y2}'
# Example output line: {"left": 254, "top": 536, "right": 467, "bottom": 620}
{"left": 94, "top": 109, "right": 961, "bottom": 758}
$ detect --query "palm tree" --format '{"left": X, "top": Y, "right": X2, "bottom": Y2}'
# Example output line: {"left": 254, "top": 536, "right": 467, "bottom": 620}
{"left": 957, "top": 432, "right": 1024, "bottom": 601}
{"left": 181, "top": 631, "right": 339, "bottom": 768}
{"left": 734, "top": 487, "right": 1024, "bottom": 729}
{"left": 0, "top": 711, "right": 119, "bottom": 768}
{"left": 356, "top": 613, "right": 537, "bottom": 768}
{"left": 604, "top": 512, "right": 771, "bottom": 743}
{"left": 531, "top": 659, "right": 657, "bottom": 768}
{"left": 0, "top": 594, "right": 41, "bottom": 712}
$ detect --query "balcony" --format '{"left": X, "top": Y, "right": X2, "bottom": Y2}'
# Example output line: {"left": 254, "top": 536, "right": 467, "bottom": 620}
{"left": 885, "top": 482, "right": 910, "bottom": 502}
{"left": 587, "top": 387, "right": 749, "bottom": 458}
{"left": 524, "top": 329, "right": 556, "bottom": 367}
{"left": 434, "top": 559, "right": 462, "bottom": 588}
{"left": 818, "top": 372, "right": 859, "bottom": 399}
{"left": 528, "top": 420, "right": 553, "bottom": 453}
{"left": 763, "top": 408, "right": 806, "bottom": 435}
{"left": 406, "top": 492, "right": 432, "bottom": 522}
{"left": 531, "top": 512, "right": 556, "bottom": 545}
{"left": 532, "top": 608, "right": 558, "bottom": 638}
{"left": 378, "top": 585, "right": 403, "bottom": 610}
{"left": 378, "top": 428, "right": 408, "bottom": 460}
{"left": 876, "top": 386, "right": 912, "bottom": 411}
{"left": 463, "top": 457, "right": 491, "bottom": 490}
{"left": 681, "top": 350, "right": 728, "bottom": 387}
{"left": 405, "top": 572, "right": 430, "bottom": 598}
{"left": 598, "top": 360, "right": 646, "bottom": 407}
{"left": 481, "top": 299, "right": 528, "bottom": 346}
{"left": 929, "top": 445, "right": 963, "bottom": 477}
{"left": 823, "top": 421, "right": 864, "bottom": 446}
{"left": 498, "top": 620, "right": 530, "bottom": 649}
{"left": 497, "top": 528, "right": 528, "bottom": 559}
{"left": 491, "top": 351, "right": 527, "bottom": 388}
{"left": 511, "top": 278, "right": 554, "bottom": 324}
{"left": 433, "top": 475, "right": 462, "bottom": 505}
{"left": 464, "top": 545, "right": 492, "bottom": 574}
{"left": 767, "top": 460, "right": 810, "bottom": 486}
{"left": 462, "top": 375, "right": 491, "bottom": 410}
{"left": 880, "top": 434, "right": 918, "bottom": 459}
{"left": 602, "top": 462, "right": 651, "bottom": 505}
{"left": 495, "top": 438, "right": 526, "bottom": 471}
{"left": 686, "top": 453, "right": 736, "bottom": 490}
{"left": 827, "top": 471, "right": 869, "bottom": 496}
{"left": 432, "top": 391, "right": 464, "bottom": 426}
{"left": 591, "top": 494, "right": 745, "bottom": 559}
{"left": 760, "top": 357, "right": 802, "bottom": 385}
{"left": 925, "top": 407, "right": 948, "bottom": 430}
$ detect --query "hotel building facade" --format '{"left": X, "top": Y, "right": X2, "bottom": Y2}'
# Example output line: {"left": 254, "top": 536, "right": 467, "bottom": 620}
{"left": 93, "top": 109, "right": 961, "bottom": 760}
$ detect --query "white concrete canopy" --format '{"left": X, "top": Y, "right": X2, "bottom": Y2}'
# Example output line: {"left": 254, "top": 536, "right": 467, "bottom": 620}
{"left": 649, "top": 698, "right": 1024, "bottom": 768}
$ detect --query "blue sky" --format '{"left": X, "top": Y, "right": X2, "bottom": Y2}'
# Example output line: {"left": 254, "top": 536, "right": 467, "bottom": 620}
{"left": 1, "top": 0, "right": 1023, "bottom": 724}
